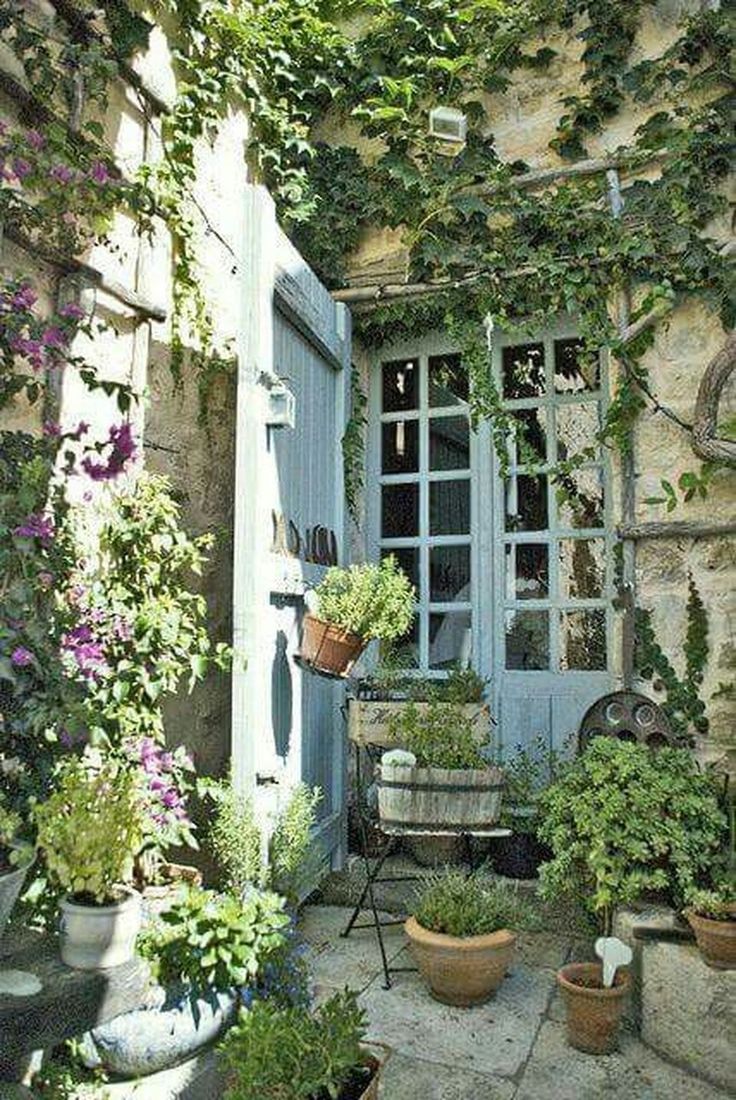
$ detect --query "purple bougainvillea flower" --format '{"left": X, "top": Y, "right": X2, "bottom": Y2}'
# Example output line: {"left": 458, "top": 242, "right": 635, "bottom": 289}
{"left": 81, "top": 421, "right": 137, "bottom": 481}
{"left": 10, "top": 646, "right": 33, "bottom": 668}
{"left": 25, "top": 130, "right": 44, "bottom": 150}
{"left": 13, "top": 513, "right": 55, "bottom": 547}
{"left": 59, "top": 729, "right": 73, "bottom": 748}
{"left": 43, "top": 420, "right": 61, "bottom": 437}
{"left": 89, "top": 161, "right": 110, "bottom": 185}
{"left": 59, "top": 302, "right": 85, "bottom": 321}
{"left": 42, "top": 326, "right": 68, "bottom": 349}
{"left": 71, "top": 420, "right": 89, "bottom": 440}
{"left": 10, "top": 284, "right": 37, "bottom": 311}
{"left": 49, "top": 163, "right": 74, "bottom": 185}
{"left": 12, "top": 158, "right": 31, "bottom": 179}
{"left": 162, "top": 788, "right": 181, "bottom": 809}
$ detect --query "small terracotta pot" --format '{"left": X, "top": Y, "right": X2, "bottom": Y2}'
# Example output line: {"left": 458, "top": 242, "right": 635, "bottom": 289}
{"left": 405, "top": 915, "right": 516, "bottom": 1006}
{"left": 685, "top": 905, "right": 736, "bottom": 970}
{"left": 300, "top": 613, "right": 366, "bottom": 678}
{"left": 557, "top": 962, "right": 630, "bottom": 1055}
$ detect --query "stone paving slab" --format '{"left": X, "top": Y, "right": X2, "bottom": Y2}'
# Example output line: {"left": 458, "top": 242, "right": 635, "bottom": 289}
{"left": 301, "top": 906, "right": 407, "bottom": 994}
{"left": 378, "top": 1052, "right": 514, "bottom": 1100}
{"left": 359, "top": 948, "right": 554, "bottom": 1080}
{"left": 514, "top": 1020, "right": 733, "bottom": 1100}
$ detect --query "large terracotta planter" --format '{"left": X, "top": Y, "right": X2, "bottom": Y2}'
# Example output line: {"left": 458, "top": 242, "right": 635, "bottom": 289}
{"left": 557, "top": 962, "right": 630, "bottom": 1054}
{"left": 405, "top": 915, "right": 516, "bottom": 1006}
{"left": 299, "top": 614, "right": 366, "bottom": 678}
{"left": 685, "top": 905, "right": 736, "bottom": 970}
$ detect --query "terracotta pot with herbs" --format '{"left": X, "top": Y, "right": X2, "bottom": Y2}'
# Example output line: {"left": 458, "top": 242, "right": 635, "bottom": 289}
{"left": 406, "top": 870, "right": 527, "bottom": 1006}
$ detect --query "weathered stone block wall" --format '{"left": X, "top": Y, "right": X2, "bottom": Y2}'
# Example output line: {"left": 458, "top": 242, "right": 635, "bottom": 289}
{"left": 0, "top": 3, "right": 247, "bottom": 774}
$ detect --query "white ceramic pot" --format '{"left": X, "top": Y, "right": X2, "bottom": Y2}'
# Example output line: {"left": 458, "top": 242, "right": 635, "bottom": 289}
{"left": 60, "top": 887, "right": 142, "bottom": 970}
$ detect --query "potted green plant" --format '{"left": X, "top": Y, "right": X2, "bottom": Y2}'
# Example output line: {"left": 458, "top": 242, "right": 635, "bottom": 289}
{"left": 405, "top": 870, "right": 526, "bottom": 1006}
{"left": 537, "top": 738, "right": 726, "bottom": 1054}
{"left": 492, "top": 737, "right": 567, "bottom": 880}
{"left": 0, "top": 795, "right": 34, "bottom": 937}
{"left": 300, "top": 556, "right": 414, "bottom": 677}
{"left": 377, "top": 700, "right": 503, "bottom": 830}
{"left": 684, "top": 886, "right": 736, "bottom": 970}
{"left": 221, "top": 990, "right": 387, "bottom": 1099}
{"left": 79, "top": 884, "right": 289, "bottom": 1077}
{"left": 34, "top": 753, "right": 147, "bottom": 969}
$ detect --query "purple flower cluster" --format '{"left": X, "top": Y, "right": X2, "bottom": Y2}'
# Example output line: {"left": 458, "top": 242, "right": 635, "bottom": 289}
{"left": 81, "top": 422, "right": 137, "bottom": 481}
{"left": 13, "top": 512, "right": 55, "bottom": 547}
{"left": 132, "top": 737, "right": 194, "bottom": 832}
{"left": 60, "top": 623, "right": 109, "bottom": 681}
{"left": 10, "top": 646, "right": 34, "bottom": 668}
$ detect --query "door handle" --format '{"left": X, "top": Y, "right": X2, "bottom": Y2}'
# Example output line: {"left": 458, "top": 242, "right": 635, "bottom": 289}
{"left": 256, "top": 772, "right": 279, "bottom": 786}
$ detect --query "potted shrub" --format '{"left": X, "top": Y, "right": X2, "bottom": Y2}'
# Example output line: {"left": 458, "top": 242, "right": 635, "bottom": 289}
{"left": 0, "top": 795, "right": 34, "bottom": 937}
{"left": 405, "top": 870, "right": 526, "bottom": 1006}
{"left": 492, "top": 737, "right": 567, "bottom": 880}
{"left": 221, "top": 990, "right": 387, "bottom": 1099}
{"left": 34, "top": 753, "right": 147, "bottom": 969}
{"left": 300, "top": 556, "right": 414, "bottom": 677}
{"left": 537, "top": 739, "right": 727, "bottom": 1054}
{"left": 685, "top": 887, "right": 735, "bottom": 970}
{"left": 377, "top": 700, "right": 503, "bottom": 830}
{"left": 79, "top": 884, "right": 289, "bottom": 1077}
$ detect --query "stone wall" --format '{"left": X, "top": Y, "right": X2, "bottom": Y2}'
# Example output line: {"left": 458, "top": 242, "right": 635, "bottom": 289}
{"left": 338, "top": 0, "right": 735, "bottom": 765}
{"left": 0, "top": 3, "right": 247, "bottom": 774}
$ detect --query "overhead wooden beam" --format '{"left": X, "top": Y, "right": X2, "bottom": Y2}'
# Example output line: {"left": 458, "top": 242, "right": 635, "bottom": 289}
{"left": 618, "top": 518, "right": 736, "bottom": 541}
{"left": 460, "top": 149, "right": 671, "bottom": 199}
{"left": 3, "top": 221, "right": 167, "bottom": 323}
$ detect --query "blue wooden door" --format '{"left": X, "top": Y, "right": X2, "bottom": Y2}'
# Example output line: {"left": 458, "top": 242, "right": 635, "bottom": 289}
{"left": 232, "top": 187, "right": 351, "bottom": 883}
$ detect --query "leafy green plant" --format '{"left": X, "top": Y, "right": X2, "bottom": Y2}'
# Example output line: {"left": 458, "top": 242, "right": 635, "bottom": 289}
{"left": 221, "top": 990, "right": 370, "bottom": 1100}
{"left": 137, "top": 886, "right": 288, "bottom": 994}
{"left": 537, "top": 739, "right": 727, "bottom": 932}
{"left": 34, "top": 754, "right": 146, "bottom": 904}
{"left": 500, "top": 736, "right": 570, "bottom": 835}
{"left": 414, "top": 870, "right": 529, "bottom": 938}
{"left": 388, "top": 701, "right": 487, "bottom": 770}
{"left": 314, "top": 557, "right": 414, "bottom": 641}
{"left": 365, "top": 663, "right": 487, "bottom": 704}
{"left": 686, "top": 886, "right": 734, "bottom": 922}
{"left": 203, "top": 779, "right": 322, "bottom": 905}
{"left": 269, "top": 784, "right": 323, "bottom": 903}
{"left": 0, "top": 795, "right": 21, "bottom": 849}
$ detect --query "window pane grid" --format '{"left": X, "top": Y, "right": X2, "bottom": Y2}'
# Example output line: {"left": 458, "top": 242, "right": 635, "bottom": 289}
{"left": 498, "top": 332, "right": 609, "bottom": 675}
{"left": 379, "top": 352, "right": 473, "bottom": 673}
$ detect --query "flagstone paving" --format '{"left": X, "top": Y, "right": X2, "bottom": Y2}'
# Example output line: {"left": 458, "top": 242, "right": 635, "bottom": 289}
{"left": 299, "top": 905, "right": 733, "bottom": 1100}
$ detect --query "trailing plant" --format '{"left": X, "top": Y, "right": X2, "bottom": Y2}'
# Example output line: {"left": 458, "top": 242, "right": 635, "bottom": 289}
{"left": 34, "top": 752, "right": 146, "bottom": 904}
{"left": 363, "top": 662, "right": 487, "bottom": 704}
{"left": 313, "top": 556, "right": 415, "bottom": 641}
{"left": 341, "top": 365, "right": 367, "bottom": 523}
{"left": 137, "top": 885, "right": 288, "bottom": 995}
{"left": 387, "top": 700, "right": 487, "bottom": 770}
{"left": 221, "top": 990, "right": 370, "bottom": 1100}
{"left": 635, "top": 573, "right": 709, "bottom": 740}
{"left": 413, "top": 870, "right": 529, "bottom": 938}
{"left": 537, "top": 738, "right": 727, "bottom": 932}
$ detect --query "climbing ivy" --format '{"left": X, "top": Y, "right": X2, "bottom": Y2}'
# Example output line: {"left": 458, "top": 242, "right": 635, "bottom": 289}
{"left": 635, "top": 575, "right": 710, "bottom": 741}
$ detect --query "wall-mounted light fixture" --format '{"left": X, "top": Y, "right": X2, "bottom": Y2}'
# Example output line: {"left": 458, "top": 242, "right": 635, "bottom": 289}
{"left": 428, "top": 105, "right": 467, "bottom": 149}
{"left": 259, "top": 371, "right": 296, "bottom": 430}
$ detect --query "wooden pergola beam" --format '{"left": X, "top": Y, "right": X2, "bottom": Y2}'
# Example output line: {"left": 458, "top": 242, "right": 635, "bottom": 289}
{"left": 618, "top": 518, "right": 736, "bottom": 541}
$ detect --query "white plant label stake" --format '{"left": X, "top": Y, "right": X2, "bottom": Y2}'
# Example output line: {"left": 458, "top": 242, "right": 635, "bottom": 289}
{"left": 595, "top": 936, "right": 632, "bottom": 988}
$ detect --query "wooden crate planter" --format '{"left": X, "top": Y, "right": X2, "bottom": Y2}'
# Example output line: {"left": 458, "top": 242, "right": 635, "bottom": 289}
{"left": 348, "top": 700, "right": 491, "bottom": 749}
{"left": 377, "top": 761, "right": 504, "bottom": 831}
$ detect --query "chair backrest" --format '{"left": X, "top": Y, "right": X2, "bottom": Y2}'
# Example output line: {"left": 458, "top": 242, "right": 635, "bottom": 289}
{"left": 347, "top": 699, "right": 492, "bottom": 750}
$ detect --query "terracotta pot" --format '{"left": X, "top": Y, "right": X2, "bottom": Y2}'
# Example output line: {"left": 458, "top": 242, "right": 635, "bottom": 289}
{"left": 557, "top": 962, "right": 630, "bottom": 1055}
{"left": 685, "top": 905, "right": 736, "bottom": 970}
{"left": 300, "top": 614, "right": 366, "bottom": 678}
{"left": 405, "top": 915, "right": 516, "bottom": 1006}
